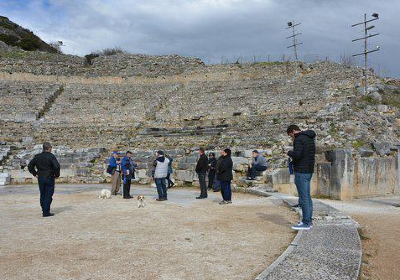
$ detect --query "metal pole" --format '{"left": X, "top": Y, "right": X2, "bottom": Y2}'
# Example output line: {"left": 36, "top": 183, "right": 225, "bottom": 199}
{"left": 364, "top": 13, "right": 368, "bottom": 94}
{"left": 292, "top": 23, "right": 298, "bottom": 76}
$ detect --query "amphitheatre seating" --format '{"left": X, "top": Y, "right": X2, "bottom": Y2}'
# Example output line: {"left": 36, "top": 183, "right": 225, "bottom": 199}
{"left": 0, "top": 80, "right": 60, "bottom": 122}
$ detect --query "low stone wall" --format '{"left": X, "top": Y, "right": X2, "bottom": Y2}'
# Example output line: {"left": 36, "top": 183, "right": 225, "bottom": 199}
{"left": 316, "top": 149, "right": 399, "bottom": 200}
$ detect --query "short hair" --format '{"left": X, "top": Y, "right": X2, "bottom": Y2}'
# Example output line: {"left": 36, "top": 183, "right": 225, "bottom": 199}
{"left": 157, "top": 150, "right": 164, "bottom": 156}
{"left": 287, "top": 125, "right": 301, "bottom": 134}
{"left": 209, "top": 152, "right": 215, "bottom": 157}
{"left": 43, "top": 142, "right": 52, "bottom": 150}
{"left": 126, "top": 151, "right": 132, "bottom": 155}
{"left": 199, "top": 147, "right": 205, "bottom": 153}
{"left": 224, "top": 148, "right": 231, "bottom": 156}
{"left": 252, "top": 150, "right": 259, "bottom": 154}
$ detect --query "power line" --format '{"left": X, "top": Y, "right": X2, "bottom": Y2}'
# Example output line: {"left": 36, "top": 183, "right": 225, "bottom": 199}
{"left": 351, "top": 13, "right": 380, "bottom": 94}
{"left": 286, "top": 21, "right": 303, "bottom": 77}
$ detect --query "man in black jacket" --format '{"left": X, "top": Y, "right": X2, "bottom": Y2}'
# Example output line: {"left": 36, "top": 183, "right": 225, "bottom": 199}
{"left": 216, "top": 148, "right": 233, "bottom": 204}
{"left": 195, "top": 147, "right": 208, "bottom": 199}
{"left": 287, "top": 125, "right": 316, "bottom": 230}
{"left": 28, "top": 142, "right": 60, "bottom": 217}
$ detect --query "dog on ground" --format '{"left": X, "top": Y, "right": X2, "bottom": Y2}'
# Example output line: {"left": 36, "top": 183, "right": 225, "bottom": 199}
{"left": 99, "top": 189, "right": 112, "bottom": 199}
{"left": 137, "top": 195, "right": 146, "bottom": 208}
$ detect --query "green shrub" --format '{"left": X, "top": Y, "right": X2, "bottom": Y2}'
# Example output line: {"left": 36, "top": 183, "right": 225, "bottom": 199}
{"left": 19, "top": 37, "right": 41, "bottom": 51}
{"left": 0, "top": 34, "right": 19, "bottom": 46}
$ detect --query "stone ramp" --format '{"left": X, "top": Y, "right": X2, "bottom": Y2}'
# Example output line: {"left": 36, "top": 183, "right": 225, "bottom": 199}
{"left": 232, "top": 187, "right": 362, "bottom": 280}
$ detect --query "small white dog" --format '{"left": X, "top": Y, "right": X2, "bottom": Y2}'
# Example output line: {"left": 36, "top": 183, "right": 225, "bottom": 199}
{"left": 99, "top": 189, "right": 112, "bottom": 199}
{"left": 137, "top": 195, "right": 146, "bottom": 208}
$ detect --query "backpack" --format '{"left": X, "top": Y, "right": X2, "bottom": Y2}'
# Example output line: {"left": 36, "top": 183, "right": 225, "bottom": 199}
{"left": 106, "top": 165, "right": 114, "bottom": 175}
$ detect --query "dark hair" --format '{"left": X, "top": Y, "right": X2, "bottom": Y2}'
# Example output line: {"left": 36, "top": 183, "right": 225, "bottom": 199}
{"left": 209, "top": 152, "right": 215, "bottom": 157}
{"left": 252, "top": 150, "right": 259, "bottom": 154}
{"left": 43, "top": 142, "right": 52, "bottom": 151}
{"left": 199, "top": 147, "right": 205, "bottom": 153}
{"left": 126, "top": 151, "right": 132, "bottom": 155}
{"left": 224, "top": 148, "right": 231, "bottom": 157}
{"left": 287, "top": 125, "right": 301, "bottom": 134}
{"left": 157, "top": 150, "right": 164, "bottom": 156}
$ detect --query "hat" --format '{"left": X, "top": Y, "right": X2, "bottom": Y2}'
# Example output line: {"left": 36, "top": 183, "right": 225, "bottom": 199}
{"left": 157, "top": 150, "right": 164, "bottom": 156}
{"left": 112, "top": 151, "right": 118, "bottom": 155}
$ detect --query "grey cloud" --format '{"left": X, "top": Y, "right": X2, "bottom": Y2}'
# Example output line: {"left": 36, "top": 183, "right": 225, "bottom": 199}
{"left": 2, "top": 0, "right": 399, "bottom": 77}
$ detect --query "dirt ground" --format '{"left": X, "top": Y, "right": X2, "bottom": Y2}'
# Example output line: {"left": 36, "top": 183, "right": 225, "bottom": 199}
{"left": 323, "top": 197, "right": 400, "bottom": 280}
{"left": 0, "top": 184, "right": 296, "bottom": 280}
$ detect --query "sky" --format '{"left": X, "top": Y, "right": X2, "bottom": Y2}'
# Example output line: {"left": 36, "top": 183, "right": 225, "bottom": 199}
{"left": 0, "top": 0, "right": 399, "bottom": 77}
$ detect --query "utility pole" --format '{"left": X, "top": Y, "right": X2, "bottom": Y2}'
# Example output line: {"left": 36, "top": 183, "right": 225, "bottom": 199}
{"left": 352, "top": 13, "right": 380, "bottom": 94}
{"left": 286, "top": 21, "right": 303, "bottom": 77}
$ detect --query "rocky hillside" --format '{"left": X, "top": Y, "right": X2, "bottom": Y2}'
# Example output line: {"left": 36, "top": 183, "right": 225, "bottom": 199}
{"left": 0, "top": 16, "right": 57, "bottom": 53}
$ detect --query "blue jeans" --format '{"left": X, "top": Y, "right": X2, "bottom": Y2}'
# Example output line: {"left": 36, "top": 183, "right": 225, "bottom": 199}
{"left": 294, "top": 172, "right": 313, "bottom": 225}
{"left": 220, "top": 180, "right": 232, "bottom": 201}
{"left": 155, "top": 178, "right": 167, "bottom": 199}
{"left": 38, "top": 176, "right": 55, "bottom": 215}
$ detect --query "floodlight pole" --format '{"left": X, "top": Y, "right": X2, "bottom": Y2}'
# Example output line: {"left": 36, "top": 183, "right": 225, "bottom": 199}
{"left": 352, "top": 13, "right": 380, "bottom": 94}
{"left": 286, "top": 21, "right": 302, "bottom": 77}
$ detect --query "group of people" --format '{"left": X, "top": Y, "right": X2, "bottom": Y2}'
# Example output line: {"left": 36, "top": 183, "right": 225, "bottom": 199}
{"left": 107, "top": 147, "right": 234, "bottom": 205}
{"left": 195, "top": 147, "right": 233, "bottom": 204}
{"left": 28, "top": 124, "right": 316, "bottom": 232}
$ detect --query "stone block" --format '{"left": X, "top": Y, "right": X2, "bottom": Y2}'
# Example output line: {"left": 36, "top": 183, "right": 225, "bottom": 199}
{"left": 175, "top": 170, "right": 197, "bottom": 182}
{"left": 358, "top": 148, "right": 374, "bottom": 157}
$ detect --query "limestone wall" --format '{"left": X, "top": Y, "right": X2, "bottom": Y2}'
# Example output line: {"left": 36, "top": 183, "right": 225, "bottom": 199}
{"left": 316, "top": 149, "right": 399, "bottom": 200}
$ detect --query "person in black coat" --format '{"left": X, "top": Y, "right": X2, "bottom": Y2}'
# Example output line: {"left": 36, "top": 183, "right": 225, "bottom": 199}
{"left": 287, "top": 125, "right": 316, "bottom": 231}
{"left": 216, "top": 148, "right": 233, "bottom": 204}
{"left": 28, "top": 142, "right": 60, "bottom": 217}
{"left": 207, "top": 152, "right": 217, "bottom": 191}
{"left": 195, "top": 147, "right": 209, "bottom": 199}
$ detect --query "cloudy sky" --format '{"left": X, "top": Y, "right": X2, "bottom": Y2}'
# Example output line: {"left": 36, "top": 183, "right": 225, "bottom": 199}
{"left": 1, "top": 0, "right": 399, "bottom": 77}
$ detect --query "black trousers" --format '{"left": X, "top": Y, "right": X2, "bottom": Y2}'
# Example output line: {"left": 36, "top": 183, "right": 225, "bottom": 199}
{"left": 167, "top": 173, "right": 174, "bottom": 188}
{"left": 208, "top": 170, "right": 216, "bottom": 190}
{"left": 38, "top": 176, "right": 55, "bottom": 215}
{"left": 123, "top": 176, "right": 131, "bottom": 198}
{"left": 198, "top": 172, "right": 207, "bottom": 198}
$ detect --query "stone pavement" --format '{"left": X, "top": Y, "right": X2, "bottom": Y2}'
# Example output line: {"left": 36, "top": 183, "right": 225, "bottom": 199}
{"left": 232, "top": 186, "right": 362, "bottom": 280}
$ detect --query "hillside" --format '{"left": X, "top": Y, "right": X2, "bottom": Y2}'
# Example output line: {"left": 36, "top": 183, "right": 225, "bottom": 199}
{"left": 0, "top": 16, "right": 57, "bottom": 53}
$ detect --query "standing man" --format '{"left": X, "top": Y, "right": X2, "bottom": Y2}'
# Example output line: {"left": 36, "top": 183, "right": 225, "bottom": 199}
{"left": 195, "top": 147, "right": 208, "bottom": 199}
{"left": 109, "top": 151, "right": 121, "bottom": 195}
{"left": 246, "top": 150, "right": 268, "bottom": 180}
{"left": 121, "top": 151, "right": 134, "bottom": 199}
{"left": 153, "top": 150, "right": 170, "bottom": 201}
{"left": 28, "top": 142, "right": 60, "bottom": 217}
{"left": 287, "top": 125, "right": 316, "bottom": 230}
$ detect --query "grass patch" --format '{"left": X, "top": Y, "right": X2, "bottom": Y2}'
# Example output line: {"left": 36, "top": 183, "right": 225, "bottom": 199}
{"left": 357, "top": 228, "right": 370, "bottom": 241}
{"left": 352, "top": 140, "right": 366, "bottom": 149}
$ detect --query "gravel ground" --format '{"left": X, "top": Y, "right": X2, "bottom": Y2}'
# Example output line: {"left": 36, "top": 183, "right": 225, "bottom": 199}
{"left": 0, "top": 184, "right": 296, "bottom": 280}
{"left": 322, "top": 197, "right": 400, "bottom": 280}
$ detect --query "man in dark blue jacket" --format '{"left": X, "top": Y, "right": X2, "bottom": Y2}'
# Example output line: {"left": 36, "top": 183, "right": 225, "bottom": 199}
{"left": 28, "top": 142, "right": 60, "bottom": 217}
{"left": 121, "top": 151, "right": 136, "bottom": 199}
{"left": 287, "top": 125, "right": 316, "bottom": 230}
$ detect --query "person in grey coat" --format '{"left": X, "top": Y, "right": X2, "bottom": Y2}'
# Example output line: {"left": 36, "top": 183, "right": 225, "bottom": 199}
{"left": 247, "top": 150, "right": 268, "bottom": 180}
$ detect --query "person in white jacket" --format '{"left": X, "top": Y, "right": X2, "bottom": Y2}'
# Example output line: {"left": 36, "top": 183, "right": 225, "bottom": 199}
{"left": 152, "top": 150, "right": 170, "bottom": 201}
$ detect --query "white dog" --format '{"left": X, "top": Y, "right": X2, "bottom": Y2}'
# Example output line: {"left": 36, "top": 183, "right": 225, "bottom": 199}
{"left": 137, "top": 195, "right": 147, "bottom": 208}
{"left": 99, "top": 189, "right": 112, "bottom": 199}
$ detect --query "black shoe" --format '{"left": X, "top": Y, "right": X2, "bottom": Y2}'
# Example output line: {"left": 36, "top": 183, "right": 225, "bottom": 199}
{"left": 163, "top": 197, "right": 168, "bottom": 201}
{"left": 293, "top": 204, "right": 301, "bottom": 208}
{"left": 43, "top": 213, "right": 54, "bottom": 217}
{"left": 156, "top": 198, "right": 164, "bottom": 201}
{"left": 123, "top": 197, "right": 131, "bottom": 199}
{"left": 213, "top": 189, "right": 220, "bottom": 192}
{"left": 196, "top": 196, "right": 206, "bottom": 199}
